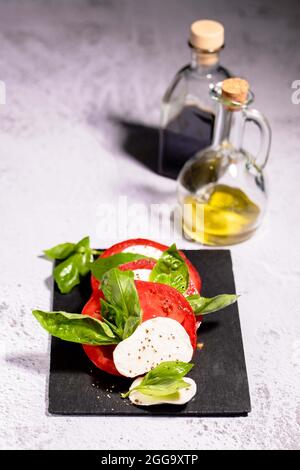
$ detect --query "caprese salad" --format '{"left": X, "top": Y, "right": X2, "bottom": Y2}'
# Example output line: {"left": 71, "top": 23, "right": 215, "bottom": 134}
{"left": 33, "top": 237, "right": 238, "bottom": 407}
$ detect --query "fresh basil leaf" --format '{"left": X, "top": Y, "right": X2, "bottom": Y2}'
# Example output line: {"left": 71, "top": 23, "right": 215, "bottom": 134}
{"left": 101, "top": 268, "right": 142, "bottom": 339}
{"left": 149, "top": 244, "right": 189, "bottom": 293}
{"left": 45, "top": 236, "right": 95, "bottom": 294}
{"left": 32, "top": 310, "right": 119, "bottom": 345}
{"left": 75, "top": 236, "right": 90, "bottom": 252}
{"left": 187, "top": 294, "right": 239, "bottom": 315}
{"left": 142, "top": 361, "right": 193, "bottom": 385}
{"left": 53, "top": 254, "right": 81, "bottom": 294}
{"left": 91, "top": 252, "right": 147, "bottom": 281}
{"left": 75, "top": 236, "right": 94, "bottom": 275}
{"left": 100, "top": 299, "right": 124, "bottom": 338}
{"left": 76, "top": 249, "right": 94, "bottom": 276}
{"left": 44, "top": 242, "right": 75, "bottom": 260}
{"left": 121, "top": 361, "right": 193, "bottom": 398}
{"left": 134, "top": 379, "right": 190, "bottom": 398}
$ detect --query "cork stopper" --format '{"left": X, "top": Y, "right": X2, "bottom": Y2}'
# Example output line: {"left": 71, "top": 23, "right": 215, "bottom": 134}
{"left": 222, "top": 78, "right": 249, "bottom": 106}
{"left": 189, "top": 20, "right": 224, "bottom": 51}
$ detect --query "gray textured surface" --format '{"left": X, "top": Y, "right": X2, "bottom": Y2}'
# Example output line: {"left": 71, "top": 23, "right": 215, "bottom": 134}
{"left": 0, "top": 0, "right": 300, "bottom": 450}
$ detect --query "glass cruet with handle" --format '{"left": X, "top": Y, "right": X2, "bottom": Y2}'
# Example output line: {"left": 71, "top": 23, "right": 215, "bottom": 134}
{"left": 177, "top": 77, "right": 271, "bottom": 246}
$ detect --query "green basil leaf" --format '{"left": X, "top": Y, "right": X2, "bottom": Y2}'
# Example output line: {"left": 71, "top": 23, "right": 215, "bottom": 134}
{"left": 91, "top": 252, "right": 147, "bottom": 281}
{"left": 53, "top": 254, "right": 81, "bottom": 294}
{"left": 186, "top": 294, "right": 239, "bottom": 315}
{"left": 102, "top": 316, "right": 124, "bottom": 340}
{"left": 46, "top": 236, "right": 95, "bottom": 294}
{"left": 121, "top": 361, "right": 193, "bottom": 399}
{"left": 74, "top": 236, "right": 94, "bottom": 275}
{"left": 75, "top": 236, "right": 90, "bottom": 252}
{"left": 134, "top": 379, "right": 190, "bottom": 398}
{"left": 76, "top": 249, "right": 94, "bottom": 276}
{"left": 44, "top": 242, "right": 75, "bottom": 260}
{"left": 149, "top": 244, "right": 189, "bottom": 293}
{"left": 100, "top": 299, "right": 124, "bottom": 338}
{"left": 101, "top": 268, "right": 142, "bottom": 339}
{"left": 142, "top": 361, "right": 193, "bottom": 385}
{"left": 32, "top": 310, "right": 119, "bottom": 345}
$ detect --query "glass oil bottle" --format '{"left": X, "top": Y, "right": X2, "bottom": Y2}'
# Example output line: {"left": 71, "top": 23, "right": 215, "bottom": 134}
{"left": 177, "top": 78, "right": 271, "bottom": 245}
{"left": 159, "top": 20, "right": 231, "bottom": 179}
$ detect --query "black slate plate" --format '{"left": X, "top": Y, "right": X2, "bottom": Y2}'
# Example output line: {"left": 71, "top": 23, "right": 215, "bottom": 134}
{"left": 49, "top": 250, "right": 251, "bottom": 416}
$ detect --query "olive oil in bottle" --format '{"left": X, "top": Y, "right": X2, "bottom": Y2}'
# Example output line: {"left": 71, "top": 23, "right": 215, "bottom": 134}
{"left": 177, "top": 78, "right": 271, "bottom": 246}
{"left": 183, "top": 184, "right": 260, "bottom": 245}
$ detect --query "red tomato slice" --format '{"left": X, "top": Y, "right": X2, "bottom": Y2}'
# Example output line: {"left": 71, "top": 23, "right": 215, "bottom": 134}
{"left": 91, "top": 238, "right": 201, "bottom": 293}
{"left": 82, "top": 291, "right": 122, "bottom": 376}
{"left": 82, "top": 280, "right": 197, "bottom": 376}
{"left": 136, "top": 281, "right": 197, "bottom": 349}
{"left": 91, "top": 272, "right": 100, "bottom": 292}
{"left": 119, "top": 258, "right": 156, "bottom": 271}
{"left": 91, "top": 258, "right": 156, "bottom": 292}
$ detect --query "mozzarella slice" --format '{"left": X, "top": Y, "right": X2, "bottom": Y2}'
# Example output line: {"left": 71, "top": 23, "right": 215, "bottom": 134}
{"left": 122, "top": 245, "right": 163, "bottom": 260}
{"left": 132, "top": 269, "right": 152, "bottom": 281}
{"left": 128, "top": 376, "right": 197, "bottom": 406}
{"left": 113, "top": 317, "right": 193, "bottom": 377}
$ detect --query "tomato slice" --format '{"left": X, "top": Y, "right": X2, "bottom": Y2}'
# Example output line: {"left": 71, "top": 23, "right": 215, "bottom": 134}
{"left": 91, "top": 238, "right": 201, "bottom": 293}
{"left": 136, "top": 281, "right": 197, "bottom": 348}
{"left": 82, "top": 280, "right": 197, "bottom": 376}
{"left": 119, "top": 258, "right": 156, "bottom": 271}
{"left": 82, "top": 291, "right": 122, "bottom": 376}
{"left": 91, "top": 258, "right": 156, "bottom": 292}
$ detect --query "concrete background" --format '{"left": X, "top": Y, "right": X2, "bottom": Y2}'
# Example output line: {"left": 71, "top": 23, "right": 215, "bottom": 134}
{"left": 0, "top": 0, "right": 300, "bottom": 449}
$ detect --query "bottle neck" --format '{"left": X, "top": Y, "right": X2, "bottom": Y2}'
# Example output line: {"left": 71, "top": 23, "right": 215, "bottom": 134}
{"left": 212, "top": 103, "right": 245, "bottom": 150}
{"left": 190, "top": 48, "right": 220, "bottom": 71}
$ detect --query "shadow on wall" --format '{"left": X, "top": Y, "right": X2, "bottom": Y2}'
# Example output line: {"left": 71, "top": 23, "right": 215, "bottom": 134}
{"left": 110, "top": 116, "right": 159, "bottom": 173}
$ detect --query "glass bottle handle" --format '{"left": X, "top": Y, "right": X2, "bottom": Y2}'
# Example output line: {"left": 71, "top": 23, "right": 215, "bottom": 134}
{"left": 243, "top": 109, "right": 272, "bottom": 169}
